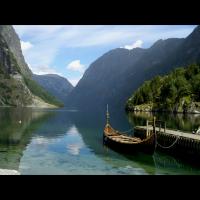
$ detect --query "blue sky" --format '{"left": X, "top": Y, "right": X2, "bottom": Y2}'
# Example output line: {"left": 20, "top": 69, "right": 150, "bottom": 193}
{"left": 13, "top": 25, "right": 197, "bottom": 86}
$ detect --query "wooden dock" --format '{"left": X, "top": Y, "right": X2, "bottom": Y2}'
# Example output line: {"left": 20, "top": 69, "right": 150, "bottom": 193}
{"left": 134, "top": 118, "right": 200, "bottom": 166}
{"left": 136, "top": 126, "right": 200, "bottom": 141}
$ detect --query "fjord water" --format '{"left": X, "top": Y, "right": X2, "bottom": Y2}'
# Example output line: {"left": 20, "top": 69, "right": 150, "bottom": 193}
{"left": 0, "top": 107, "right": 200, "bottom": 175}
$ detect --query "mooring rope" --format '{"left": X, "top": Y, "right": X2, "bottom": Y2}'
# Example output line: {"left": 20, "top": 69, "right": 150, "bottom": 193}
{"left": 119, "top": 128, "right": 134, "bottom": 133}
{"left": 155, "top": 131, "right": 180, "bottom": 149}
{"left": 120, "top": 127, "right": 180, "bottom": 148}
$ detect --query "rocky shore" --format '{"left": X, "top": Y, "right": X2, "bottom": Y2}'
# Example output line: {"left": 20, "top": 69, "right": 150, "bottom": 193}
{"left": 126, "top": 102, "right": 200, "bottom": 114}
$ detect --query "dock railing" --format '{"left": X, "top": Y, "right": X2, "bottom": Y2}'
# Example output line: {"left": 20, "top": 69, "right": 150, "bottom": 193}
{"left": 146, "top": 117, "right": 166, "bottom": 137}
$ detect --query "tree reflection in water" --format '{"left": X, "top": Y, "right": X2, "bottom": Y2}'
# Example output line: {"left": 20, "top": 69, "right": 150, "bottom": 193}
{"left": 0, "top": 107, "right": 55, "bottom": 170}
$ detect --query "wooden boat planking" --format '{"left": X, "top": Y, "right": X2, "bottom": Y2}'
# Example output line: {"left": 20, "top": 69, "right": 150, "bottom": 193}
{"left": 103, "top": 105, "right": 156, "bottom": 155}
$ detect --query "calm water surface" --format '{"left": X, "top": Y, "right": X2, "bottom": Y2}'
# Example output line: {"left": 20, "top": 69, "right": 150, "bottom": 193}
{"left": 0, "top": 107, "right": 200, "bottom": 175}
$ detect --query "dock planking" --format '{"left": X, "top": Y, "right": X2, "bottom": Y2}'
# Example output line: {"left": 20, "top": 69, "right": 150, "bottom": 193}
{"left": 134, "top": 121, "right": 200, "bottom": 167}
{"left": 135, "top": 126, "right": 200, "bottom": 141}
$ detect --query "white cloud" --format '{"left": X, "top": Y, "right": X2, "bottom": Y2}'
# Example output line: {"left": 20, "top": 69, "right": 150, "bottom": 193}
{"left": 67, "top": 60, "right": 85, "bottom": 73}
{"left": 71, "top": 30, "right": 135, "bottom": 47}
{"left": 122, "top": 40, "right": 143, "bottom": 50}
{"left": 66, "top": 60, "right": 85, "bottom": 86}
{"left": 29, "top": 64, "right": 61, "bottom": 76}
{"left": 14, "top": 26, "right": 196, "bottom": 66}
{"left": 13, "top": 25, "right": 196, "bottom": 83}
{"left": 21, "top": 41, "right": 33, "bottom": 51}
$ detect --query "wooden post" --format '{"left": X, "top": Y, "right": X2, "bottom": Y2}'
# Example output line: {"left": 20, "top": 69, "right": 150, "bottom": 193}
{"left": 164, "top": 122, "right": 166, "bottom": 133}
{"left": 159, "top": 122, "right": 161, "bottom": 133}
{"left": 153, "top": 116, "right": 156, "bottom": 134}
{"left": 146, "top": 120, "right": 149, "bottom": 137}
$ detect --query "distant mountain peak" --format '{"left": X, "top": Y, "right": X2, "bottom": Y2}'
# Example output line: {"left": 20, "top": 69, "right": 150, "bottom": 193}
{"left": 103, "top": 48, "right": 129, "bottom": 56}
{"left": 186, "top": 25, "right": 200, "bottom": 39}
{"left": 66, "top": 25, "right": 200, "bottom": 112}
{"left": 32, "top": 74, "right": 74, "bottom": 106}
{"left": 150, "top": 38, "right": 183, "bottom": 49}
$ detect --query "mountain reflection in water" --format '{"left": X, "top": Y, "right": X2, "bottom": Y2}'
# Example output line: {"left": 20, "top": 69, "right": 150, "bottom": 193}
{"left": 0, "top": 107, "right": 200, "bottom": 174}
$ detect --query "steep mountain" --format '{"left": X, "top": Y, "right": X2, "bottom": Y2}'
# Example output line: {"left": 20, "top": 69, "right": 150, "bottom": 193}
{"left": 66, "top": 25, "right": 200, "bottom": 112}
{"left": 0, "top": 25, "right": 32, "bottom": 77}
{"left": 32, "top": 74, "right": 73, "bottom": 105}
{"left": 66, "top": 47, "right": 146, "bottom": 111}
{"left": 0, "top": 25, "right": 62, "bottom": 107}
{"left": 66, "top": 38, "right": 184, "bottom": 111}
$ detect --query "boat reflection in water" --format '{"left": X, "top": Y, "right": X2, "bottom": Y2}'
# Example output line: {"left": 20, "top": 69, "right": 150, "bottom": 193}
{"left": 70, "top": 108, "right": 156, "bottom": 175}
{"left": 102, "top": 147, "right": 156, "bottom": 175}
{"left": 1, "top": 107, "right": 200, "bottom": 174}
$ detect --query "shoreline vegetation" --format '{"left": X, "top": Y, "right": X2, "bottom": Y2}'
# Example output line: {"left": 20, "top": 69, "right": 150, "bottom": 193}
{"left": 125, "top": 64, "right": 200, "bottom": 114}
{"left": 125, "top": 103, "right": 200, "bottom": 114}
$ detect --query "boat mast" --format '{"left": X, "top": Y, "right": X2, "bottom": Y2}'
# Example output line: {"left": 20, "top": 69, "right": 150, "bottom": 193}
{"left": 106, "top": 104, "right": 110, "bottom": 125}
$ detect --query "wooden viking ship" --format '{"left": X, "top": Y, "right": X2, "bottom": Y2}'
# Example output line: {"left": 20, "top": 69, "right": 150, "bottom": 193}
{"left": 103, "top": 105, "right": 156, "bottom": 155}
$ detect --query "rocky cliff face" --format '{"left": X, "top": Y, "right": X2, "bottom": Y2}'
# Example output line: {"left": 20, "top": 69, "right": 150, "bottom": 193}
{"left": 0, "top": 25, "right": 58, "bottom": 107}
{"left": 0, "top": 25, "right": 32, "bottom": 77}
{"left": 0, "top": 32, "right": 32, "bottom": 106}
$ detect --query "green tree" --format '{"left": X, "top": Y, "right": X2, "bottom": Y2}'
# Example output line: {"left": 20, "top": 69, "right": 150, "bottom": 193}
{"left": 126, "top": 64, "right": 200, "bottom": 113}
{"left": 191, "top": 73, "right": 200, "bottom": 101}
